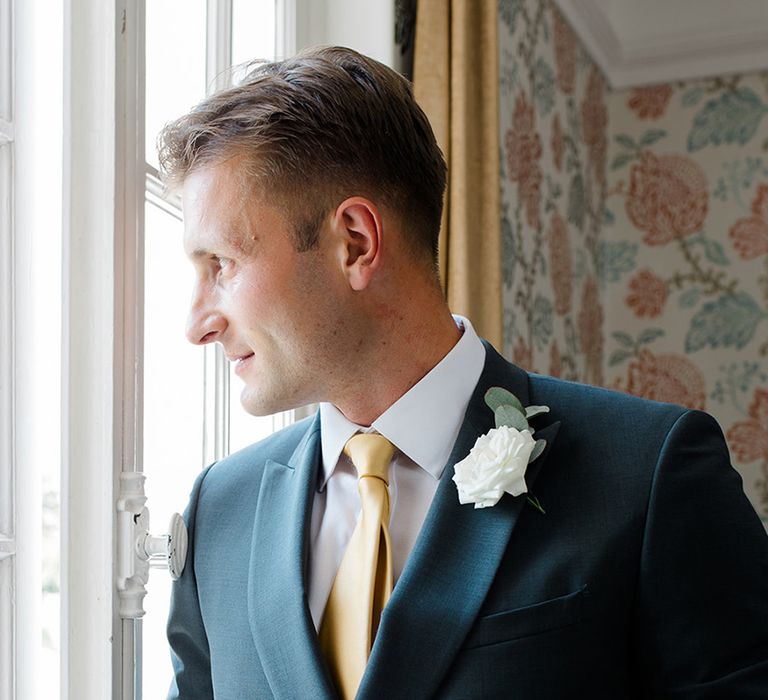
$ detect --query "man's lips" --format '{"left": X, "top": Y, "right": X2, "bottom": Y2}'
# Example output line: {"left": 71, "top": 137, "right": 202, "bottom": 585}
{"left": 229, "top": 352, "right": 255, "bottom": 372}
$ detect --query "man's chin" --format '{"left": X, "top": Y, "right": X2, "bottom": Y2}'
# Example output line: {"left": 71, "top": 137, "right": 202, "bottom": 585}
{"left": 240, "top": 387, "right": 299, "bottom": 417}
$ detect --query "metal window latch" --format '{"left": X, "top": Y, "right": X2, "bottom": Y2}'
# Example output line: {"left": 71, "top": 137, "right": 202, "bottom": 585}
{"left": 116, "top": 471, "right": 188, "bottom": 619}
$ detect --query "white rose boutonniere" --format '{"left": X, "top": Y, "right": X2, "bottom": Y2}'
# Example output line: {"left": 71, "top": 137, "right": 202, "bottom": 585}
{"left": 452, "top": 387, "right": 549, "bottom": 511}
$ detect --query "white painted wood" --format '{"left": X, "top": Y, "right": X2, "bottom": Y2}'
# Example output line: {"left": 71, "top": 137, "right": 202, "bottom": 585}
{"left": 0, "top": 119, "right": 12, "bottom": 144}
{"left": 145, "top": 166, "right": 182, "bottom": 221}
{"left": 0, "top": 0, "right": 11, "bottom": 122}
{"left": 0, "top": 559, "right": 13, "bottom": 700}
{"left": 114, "top": 0, "right": 146, "bottom": 697}
{"left": 14, "top": 0, "right": 64, "bottom": 695}
{"left": 276, "top": 0, "right": 297, "bottom": 58}
{"left": 556, "top": 0, "right": 768, "bottom": 88}
{"left": 0, "top": 147, "right": 12, "bottom": 557}
{"left": 61, "top": 0, "right": 122, "bottom": 696}
{"left": 0, "top": 4, "right": 14, "bottom": 698}
{"left": 207, "top": 0, "right": 233, "bottom": 91}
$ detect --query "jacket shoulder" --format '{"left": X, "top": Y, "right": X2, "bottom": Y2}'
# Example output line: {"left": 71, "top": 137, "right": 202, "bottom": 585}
{"left": 527, "top": 372, "right": 689, "bottom": 435}
{"left": 198, "top": 413, "right": 318, "bottom": 500}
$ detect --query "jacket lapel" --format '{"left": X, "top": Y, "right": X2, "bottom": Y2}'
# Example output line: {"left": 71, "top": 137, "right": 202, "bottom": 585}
{"left": 357, "top": 344, "right": 560, "bottom": 700}
{"left": 247, "top": 414, "right": 336, "bottom": 699}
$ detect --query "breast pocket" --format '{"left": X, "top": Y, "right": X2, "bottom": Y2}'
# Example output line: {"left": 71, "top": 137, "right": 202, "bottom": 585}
{"left": 462, "top": 584, "right": 589, "bottom": 650}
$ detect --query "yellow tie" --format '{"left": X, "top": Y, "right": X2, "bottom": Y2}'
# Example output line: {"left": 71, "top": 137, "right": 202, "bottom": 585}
{"left": 319, "top": 433, "right": 396, "bottom": 700}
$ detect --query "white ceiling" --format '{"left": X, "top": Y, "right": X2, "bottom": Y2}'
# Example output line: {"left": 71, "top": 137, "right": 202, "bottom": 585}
{"left": 555, "top": 0, "right": 768, "bottom": 88}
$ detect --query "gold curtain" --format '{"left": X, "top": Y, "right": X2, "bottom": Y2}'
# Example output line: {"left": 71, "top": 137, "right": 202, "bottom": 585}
{"left": 413, "top": 0, "right": 503, "bottom": 348}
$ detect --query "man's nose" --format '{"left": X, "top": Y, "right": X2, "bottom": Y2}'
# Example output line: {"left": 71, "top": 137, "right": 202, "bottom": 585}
{"left": 186, "top": 288, "right": 226, "bottom": 345}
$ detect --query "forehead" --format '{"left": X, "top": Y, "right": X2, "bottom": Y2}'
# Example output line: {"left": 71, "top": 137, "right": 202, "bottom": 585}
{"left": 181, "top": 160, "right": 284, "bottom": 257}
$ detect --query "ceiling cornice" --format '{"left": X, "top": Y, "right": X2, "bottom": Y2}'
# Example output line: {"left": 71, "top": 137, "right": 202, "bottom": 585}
{"left": 554, "top": 0, "right": 768, "bottom": 89}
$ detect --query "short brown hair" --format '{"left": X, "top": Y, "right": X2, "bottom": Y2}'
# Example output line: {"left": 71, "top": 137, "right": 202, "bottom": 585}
{"left": 158, "top": 46, "right": 446, "bottom": 258}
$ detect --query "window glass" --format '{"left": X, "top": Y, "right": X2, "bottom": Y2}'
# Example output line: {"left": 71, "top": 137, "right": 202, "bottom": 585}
{"left": 232, "top": 0, "right": 276, "bottom": 72}
{"left": 145, "top": 0, "right": 207, "bottom": 168}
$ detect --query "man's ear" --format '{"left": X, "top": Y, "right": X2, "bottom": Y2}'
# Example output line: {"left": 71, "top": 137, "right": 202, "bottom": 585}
{"left": 331, "top": 197, "right": 383, "bottom": 291}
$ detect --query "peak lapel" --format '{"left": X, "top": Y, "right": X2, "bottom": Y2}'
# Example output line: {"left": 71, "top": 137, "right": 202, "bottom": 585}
{"left": 357, "top": 345, "right": 560, "bottom": 700}
{"left": 247, "top": 415, "right": 335, "bottom": 699}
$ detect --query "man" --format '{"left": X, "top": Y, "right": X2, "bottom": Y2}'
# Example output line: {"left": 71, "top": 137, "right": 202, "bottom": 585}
{"left": 161, "top": 47, "right": 768, "bottom": 699}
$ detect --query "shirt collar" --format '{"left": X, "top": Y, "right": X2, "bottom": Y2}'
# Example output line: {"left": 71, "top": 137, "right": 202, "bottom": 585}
{"left": 318, "top": 315, "right": 485, "bottom": 489}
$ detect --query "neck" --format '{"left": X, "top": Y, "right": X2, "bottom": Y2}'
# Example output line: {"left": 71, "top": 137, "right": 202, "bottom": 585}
{"left": 328, "top": 288, "right": 462, "bottom": 426}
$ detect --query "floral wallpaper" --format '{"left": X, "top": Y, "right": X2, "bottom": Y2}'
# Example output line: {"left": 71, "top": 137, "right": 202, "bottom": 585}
{"left": 497, "top": 0, "right": 768, "bottom": 520}
{"left": 604, "top": 75, "right": 768, "bottom": 520}
{"left": 499, "top": 0, "right": 607, "bottom": 388}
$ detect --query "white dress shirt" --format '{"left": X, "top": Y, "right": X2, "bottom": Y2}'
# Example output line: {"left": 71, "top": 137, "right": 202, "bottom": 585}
{"left": 307, "top": 315, "right": 486, "bottom": 630}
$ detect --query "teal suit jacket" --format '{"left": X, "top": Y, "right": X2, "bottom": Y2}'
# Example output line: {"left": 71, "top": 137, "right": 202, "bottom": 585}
{"left": 167, "top": 342, "right": 768, "bottom": 698}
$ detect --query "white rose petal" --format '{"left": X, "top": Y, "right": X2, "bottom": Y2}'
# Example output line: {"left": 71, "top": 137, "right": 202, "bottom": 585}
{"left": 452, "top": 426, "right": 536, "bottom": 509}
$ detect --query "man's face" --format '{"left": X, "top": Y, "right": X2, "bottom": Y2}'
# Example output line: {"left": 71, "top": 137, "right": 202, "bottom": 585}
{"left": 182, "top": 159, "right": 343, "bottom": 415}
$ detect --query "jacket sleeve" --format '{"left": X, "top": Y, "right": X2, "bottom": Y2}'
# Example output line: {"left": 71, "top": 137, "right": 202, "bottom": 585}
{"left": 635, "top": 409, "right": 768, "bottom": 698}
{"left": 167, "top": 464, "right": 216, "bottom": 700}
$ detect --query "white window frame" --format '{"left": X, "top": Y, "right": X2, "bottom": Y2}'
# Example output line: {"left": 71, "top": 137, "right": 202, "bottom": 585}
{"left": 0, "top": 2, "right": 14, "bottom": 697}
{"left": 55, "top": 1, "right": 393, "bottom": 697}
{"left": 61, "top": 0, "right": 126, "bottom": 695}
{"left": 60, "top": 1, "right": 302, "bottom": 698}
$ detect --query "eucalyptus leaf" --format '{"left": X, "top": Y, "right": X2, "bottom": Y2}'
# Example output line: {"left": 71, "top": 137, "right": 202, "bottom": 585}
{"left": 525, "top": 405, "right": 550, "bottom": 419}
{"left": 485, "top": 387, "right": 525, "bottom": 414}
{"left": 495, "top": 405, "right": 529, "bottom": 431}
{"left": 530, "top": 439, "right": 547, "bottom": 463}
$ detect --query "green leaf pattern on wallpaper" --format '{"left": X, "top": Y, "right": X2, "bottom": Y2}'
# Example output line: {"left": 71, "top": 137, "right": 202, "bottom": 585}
{"left": 498, "top": 0, "right": 768, "bottom": 518}
{"left": 499, "top": 0, "right": 606, "bottom": 389}
{"left": 688, "top": 88, "right": 768, "bottom": 152}
{"left": 604, "top": 74, "right": 768, "bottom": 517}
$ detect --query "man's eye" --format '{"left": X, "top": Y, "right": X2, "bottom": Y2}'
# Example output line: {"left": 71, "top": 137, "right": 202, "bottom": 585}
{"left": 213, "top": 256, "right": 233, "bottom": 273}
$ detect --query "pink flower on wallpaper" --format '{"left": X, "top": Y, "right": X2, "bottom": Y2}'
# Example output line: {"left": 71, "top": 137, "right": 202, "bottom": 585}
{"left": 626, "top": 269, "right": 668, "bottom": 318}
{"left": 581, "top": 68, "right": 607, "bottom": 185}
{"left": 551, "top": 113, "right": 564, "bottom": 172}
{"left": 548, "top": 211, "right": 572, "bottom": 315}
{"left": 625, "top": 349, "right": 706, "bottom": 410}
{"left": 626, "top": 151, "right": 709, "bottom": 245}
{"left": 549, "top": 340, "right": 562, "bottom": 378}
{"left": 729, "top": 183, "right": 768, "bottom": 260}
{"left": 627, "top": 84, "right": 673, "bottom": 120}
{"left": 578, "top": 276, "right": 604, "bottom": 386}
{"left": 505, "top": 91, "right": 543, "bottom": 229}
{"left": 552, "top": 7, "right": 576, "bottom": 95}
{"left": 727, "top": 388, "right": 768, "bottom": 463}
{"left": 512, "top": 335, "right": 534, "bottom": 372}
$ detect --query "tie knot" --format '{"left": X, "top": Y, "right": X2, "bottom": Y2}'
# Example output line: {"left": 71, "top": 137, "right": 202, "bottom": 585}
{"left": 343, "top": 433, "right": 395, "bottom": 483}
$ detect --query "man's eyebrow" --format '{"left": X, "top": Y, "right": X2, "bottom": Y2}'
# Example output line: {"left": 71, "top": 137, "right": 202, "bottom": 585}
{"left": 188, "top": 247, "right": 214, "bottom": 260}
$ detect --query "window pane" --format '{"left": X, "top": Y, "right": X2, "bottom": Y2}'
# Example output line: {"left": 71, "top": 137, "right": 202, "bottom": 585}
{"left": 145, "top": 0, "right": 207, "bottom": 168}
{"left": 232, "top": 0, "right": 276, "bottom": 69}
{"left": 142, "top": 200, "right": 205, "bottom": 697}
